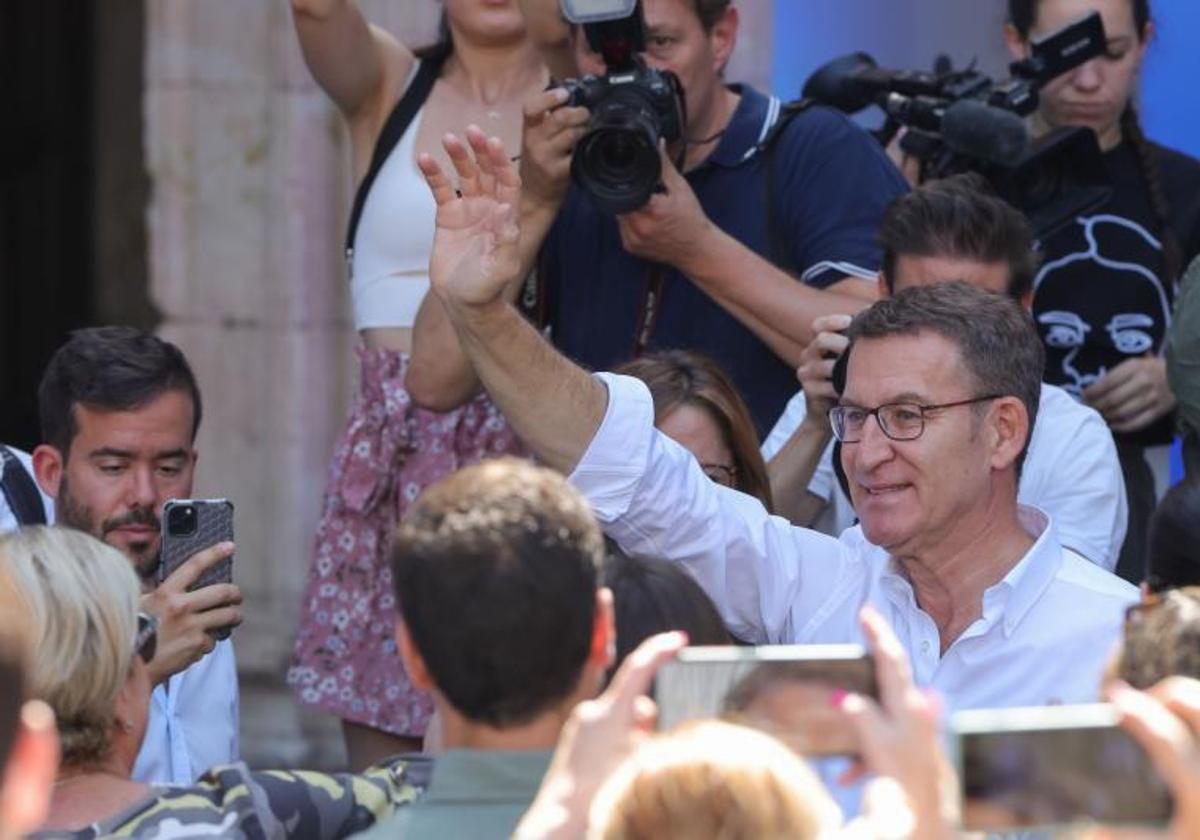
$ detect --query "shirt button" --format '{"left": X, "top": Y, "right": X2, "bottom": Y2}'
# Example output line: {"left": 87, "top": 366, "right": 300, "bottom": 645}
{"left": 921, "top": 640, "right": 931, "bottom": 654}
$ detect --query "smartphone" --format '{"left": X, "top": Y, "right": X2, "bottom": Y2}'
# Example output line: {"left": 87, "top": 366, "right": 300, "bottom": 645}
{"left": 159, "top": 499, "right": 235, "bottom": 640}
{"left": 953, "top": 703, "right": 1172, "bottom": 831}
{"left": 654, "top": 644, "right": 877, "bottom": 756}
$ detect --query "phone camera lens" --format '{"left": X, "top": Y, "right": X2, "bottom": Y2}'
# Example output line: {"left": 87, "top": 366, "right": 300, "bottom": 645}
{"left": 167, "top": 504, "right": 198, "bottom": 537}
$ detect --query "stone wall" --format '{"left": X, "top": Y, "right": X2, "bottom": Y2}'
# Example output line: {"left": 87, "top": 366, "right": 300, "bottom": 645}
{"left": 144, "top": 0, "right": 772, "bottom": 769}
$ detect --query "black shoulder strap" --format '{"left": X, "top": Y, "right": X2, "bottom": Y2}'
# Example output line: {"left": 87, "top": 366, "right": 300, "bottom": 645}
{"left": 0, "top": 445, "right": 46, "bottom": 526}
{"left": 344, "top": 54, "right": 447, "bottom": 273}
{"left": 763, "top": 98, "right": 817, "bottom": 275}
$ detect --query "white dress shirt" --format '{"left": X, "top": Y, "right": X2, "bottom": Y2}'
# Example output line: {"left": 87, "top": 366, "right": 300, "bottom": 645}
{"left": 132, "top": 638, "right": 240, "bottom": 784}
{"left": 574, "top": 374, "right": 1138, "bottom": 712}
{"left": 761, "top": 383, "right": 1128, "bottom": 572}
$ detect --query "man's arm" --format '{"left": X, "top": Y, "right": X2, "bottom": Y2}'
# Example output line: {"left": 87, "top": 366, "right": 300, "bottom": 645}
{"left": 407, "top": 92, "right": 589, "bottom": 410}
{"left": 616, "top": 150, "right": 875, "bottom": 365}
{"left": 290, "top": 0, "right": 411, "bottom": 134}
{"left": 763, "top": 317, "right": 851, "bottom": 526}
{"left": 421, "top": 133, "right": 851, "bottom": 643}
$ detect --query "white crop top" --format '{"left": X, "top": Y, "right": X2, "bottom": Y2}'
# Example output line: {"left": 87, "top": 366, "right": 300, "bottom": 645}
{"left": 350, "top": 66, "right": 436, "bottom": 330}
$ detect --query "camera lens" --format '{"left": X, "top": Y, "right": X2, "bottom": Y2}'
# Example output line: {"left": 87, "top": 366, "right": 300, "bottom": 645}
{"left": 167, "top": 504, "right": 198, "bottom": 537}
{"left": 572, "top": 89, "right": 665, "bottom": 214}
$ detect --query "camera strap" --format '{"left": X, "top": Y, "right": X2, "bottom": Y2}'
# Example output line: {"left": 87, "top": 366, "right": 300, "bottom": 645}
{"left": 0, "top": 445, "right": 46, "bottom": 526}
{"left": 632, "top": 263, "right": 668, "bottom": 358}
{"left": 344, "top": 53, "right": 447, "bottom": 280}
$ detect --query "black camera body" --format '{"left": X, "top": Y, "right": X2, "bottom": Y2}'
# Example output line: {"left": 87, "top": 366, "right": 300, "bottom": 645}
{"left": 559, "top": 1, "right": 685, "bottom": 214}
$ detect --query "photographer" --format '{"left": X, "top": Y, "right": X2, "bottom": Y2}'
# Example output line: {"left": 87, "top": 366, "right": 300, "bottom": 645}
{"left": 408, "top": 0, "right": 909, "bottom": 435}
{"left": 1003, "top": 0, "right": 1200, "bottom": 582}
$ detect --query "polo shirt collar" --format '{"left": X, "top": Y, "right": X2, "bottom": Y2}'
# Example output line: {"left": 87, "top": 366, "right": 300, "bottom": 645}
{"left": 703, "top": 84, "right": 780, "bottom": 169}
{"left": 422, "top": 748, "right": 553, "bottom": 805}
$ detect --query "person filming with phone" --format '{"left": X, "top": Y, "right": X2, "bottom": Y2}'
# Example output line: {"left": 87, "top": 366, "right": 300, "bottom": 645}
{"left": 26, "top": 326, "right": 242, "bottom": 785}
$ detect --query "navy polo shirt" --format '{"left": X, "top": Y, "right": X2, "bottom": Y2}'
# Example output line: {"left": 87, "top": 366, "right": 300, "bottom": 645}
{"left": 539, "top": 84, "right": 908, "bottom": 436}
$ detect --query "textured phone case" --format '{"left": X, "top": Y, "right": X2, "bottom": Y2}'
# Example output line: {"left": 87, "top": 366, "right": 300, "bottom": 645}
{"left": 160, "top": 499, "right": 235, "bottom": 641}
{"left": 159, "top": 499, "right": 234, "bottom": 589}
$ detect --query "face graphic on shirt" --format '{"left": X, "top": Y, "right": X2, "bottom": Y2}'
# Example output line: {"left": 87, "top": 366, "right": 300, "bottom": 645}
{"left": 1032, "top": 214, "right": 1168, "bottom": 395}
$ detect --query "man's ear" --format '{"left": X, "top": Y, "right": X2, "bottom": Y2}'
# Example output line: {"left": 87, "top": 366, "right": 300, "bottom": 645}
{"left": 1002, "top": 22, "right": 1029, "bottom": 62}
{"left": 708, "top": 5, "right": 739, "bottom": 76}
{"left": 987, "top": 396, "right": 1030, "bottom": 473}
{"left": 0, "top": 700, "right": 59, "bottom": 835}
{"left": 30, "top": 445, "right": 64, "bottom": 500}
{"left": 1019, "top": 288, "right": 1034, "bottom": 312}
{"left": 394, "top": 619, "right": 436, "bottom": 692}
{"left": 591, "top": 587, "right": 616, "bottom": 672}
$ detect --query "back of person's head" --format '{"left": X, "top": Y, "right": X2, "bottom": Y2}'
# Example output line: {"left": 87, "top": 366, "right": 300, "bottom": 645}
{"left": 0, "top": 526, "right": 140, "bottom": 767}
{"left": 878, "top": 173, "right": 1039, "bottom": 301}
{"left": 392, "top": 458, "right": 604, "bottom": 727}
{"left": 603, "top": 548, "right": 730, "bottom": 670}
{"left": 38, "top": 326, "right": 202, "bottom": 455}
{"left": 1146, "top": 478, "right": 1200, "bottom": 593}
{"left": 617, "top": 350, "right": 773, "bottom": 509}
{"left": 848, "top": 281, "right": 1044, "bottom": 474}
{"left": 1116, "top": 587, "right": 1200, "bottom": 688}
{"left": 587, "top": 720, "right": 841, "bottom": 839}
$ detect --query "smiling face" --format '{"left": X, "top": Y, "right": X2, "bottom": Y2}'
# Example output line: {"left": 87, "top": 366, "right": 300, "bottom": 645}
{"left": 41, "top": 390, "right": 197, "bottom": 578}
{"left": 1007, "top": 0, "right": 1149, "bottom": 151}
{"left": 840, "top": 332, "right": 1000, "bottom": 556}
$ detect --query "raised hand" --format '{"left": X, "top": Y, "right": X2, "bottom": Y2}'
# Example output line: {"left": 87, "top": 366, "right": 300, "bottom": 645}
{"left": 419, "top": 125, "right": 523, "bottom": 309}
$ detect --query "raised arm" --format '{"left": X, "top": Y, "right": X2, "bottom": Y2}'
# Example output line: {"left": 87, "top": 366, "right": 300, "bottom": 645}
{"left": 407, "top": 88, "right": 589, "bottom": 410}
{"left": 419, "top": 130, "right": 606, "bottom": 470}
{"left": 291, "top": 0, "right": 412, "bottom": 136}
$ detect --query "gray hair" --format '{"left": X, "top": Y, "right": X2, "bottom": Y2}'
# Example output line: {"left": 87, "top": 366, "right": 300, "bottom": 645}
{"left": 846, "top": 281, "right": 1044, "bottom": 474}
{"left": 0, "top": 527, "right": 141, "bottom": 767}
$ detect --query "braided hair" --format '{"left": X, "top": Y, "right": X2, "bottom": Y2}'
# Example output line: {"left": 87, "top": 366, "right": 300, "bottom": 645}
{"left": 1008, "top": 0, "right": 1182, "bottom": 281}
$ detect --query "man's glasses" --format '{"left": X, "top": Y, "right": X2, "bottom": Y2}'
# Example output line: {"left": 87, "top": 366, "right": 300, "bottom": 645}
{"left": 134, "top": 611, "right": 158, "bottom": 663}
{"left": 829, "top": 395, "right": 1003, "bottom": 443}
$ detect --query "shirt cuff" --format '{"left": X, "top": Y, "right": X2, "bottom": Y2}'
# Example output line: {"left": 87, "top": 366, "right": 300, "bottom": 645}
{"left": 569, "top": 372, "right": 656, "bottom": 523}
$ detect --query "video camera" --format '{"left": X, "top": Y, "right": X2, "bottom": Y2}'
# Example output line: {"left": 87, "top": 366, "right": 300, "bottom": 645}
{"left": 558, "top": 0, "right": 686, "bottom": 214}
{"left": 803, "top": 12, "right": 1113, "bottom": 239}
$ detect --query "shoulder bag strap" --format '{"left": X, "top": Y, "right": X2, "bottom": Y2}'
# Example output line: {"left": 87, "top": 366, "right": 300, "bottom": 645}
{"left": 344, "top": 53, "right": 447, "bottom": 276}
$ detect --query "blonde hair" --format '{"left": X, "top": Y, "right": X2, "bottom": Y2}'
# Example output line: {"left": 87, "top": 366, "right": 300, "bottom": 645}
{"left": 588, "top": 720, "right": 842, "bottom": 839}
{"left": 0, "top": 527, "right": 140, "bottom": 766}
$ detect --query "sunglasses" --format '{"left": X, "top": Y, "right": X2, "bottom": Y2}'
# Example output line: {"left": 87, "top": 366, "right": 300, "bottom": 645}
{"left": 134, "top": 612, "right": 158, "bottom": 663}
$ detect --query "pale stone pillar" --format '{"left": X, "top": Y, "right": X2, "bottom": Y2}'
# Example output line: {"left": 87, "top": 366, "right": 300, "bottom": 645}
{"left": 144, "top": 0, "right": 772, "bottom": 769}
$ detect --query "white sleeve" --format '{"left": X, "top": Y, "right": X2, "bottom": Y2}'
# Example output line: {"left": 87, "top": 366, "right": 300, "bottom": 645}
{"left": 760, "top": 390, "right": 807, "bottom": 460}
{"left": 1021, "top": 397, "right": 1127, "bottom": 572}
{"left": 571, "top": 374, "right": 854, "bottom": 644}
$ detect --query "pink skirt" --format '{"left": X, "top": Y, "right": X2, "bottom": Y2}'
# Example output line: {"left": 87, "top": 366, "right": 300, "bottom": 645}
{"left": 287, "top": 345, "right": 525, "bottom": 736}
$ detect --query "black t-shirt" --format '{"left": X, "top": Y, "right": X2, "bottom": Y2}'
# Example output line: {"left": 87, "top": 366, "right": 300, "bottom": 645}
{"left": 1031, "top": 140, "right": 1200, "bottom": 447}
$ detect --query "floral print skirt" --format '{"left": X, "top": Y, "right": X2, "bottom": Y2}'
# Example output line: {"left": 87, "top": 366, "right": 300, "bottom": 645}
{"left": 287, "top": 344, "right": 524, "bottom": 736}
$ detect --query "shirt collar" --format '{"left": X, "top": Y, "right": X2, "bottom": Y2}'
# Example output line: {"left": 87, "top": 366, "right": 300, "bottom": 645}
{"left": 703, "top": 84, "right": 780, "bottom": 169}
{"left": 879, "top": 505, "right": 1063, "bottom": 638}
{"left": 990, "top": 505, "right": 1063, "bottom": 637}
{"left": 421, "top": 749, "right": 553, "bottom": 805}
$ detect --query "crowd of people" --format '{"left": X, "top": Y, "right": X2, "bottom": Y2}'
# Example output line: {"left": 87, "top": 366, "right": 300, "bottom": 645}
{"left": 4, "top": 0, "right": 1200, "bottom": 836}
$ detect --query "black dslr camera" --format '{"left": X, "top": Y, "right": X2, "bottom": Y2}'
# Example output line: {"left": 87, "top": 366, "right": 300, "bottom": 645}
{"left": 559, "top": 0, "right": 685, "bottom": 214}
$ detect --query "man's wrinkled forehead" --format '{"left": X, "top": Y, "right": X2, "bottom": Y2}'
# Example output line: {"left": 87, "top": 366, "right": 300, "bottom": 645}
{"left": 841, "top": 331, "right": 967, "bottom": 405}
